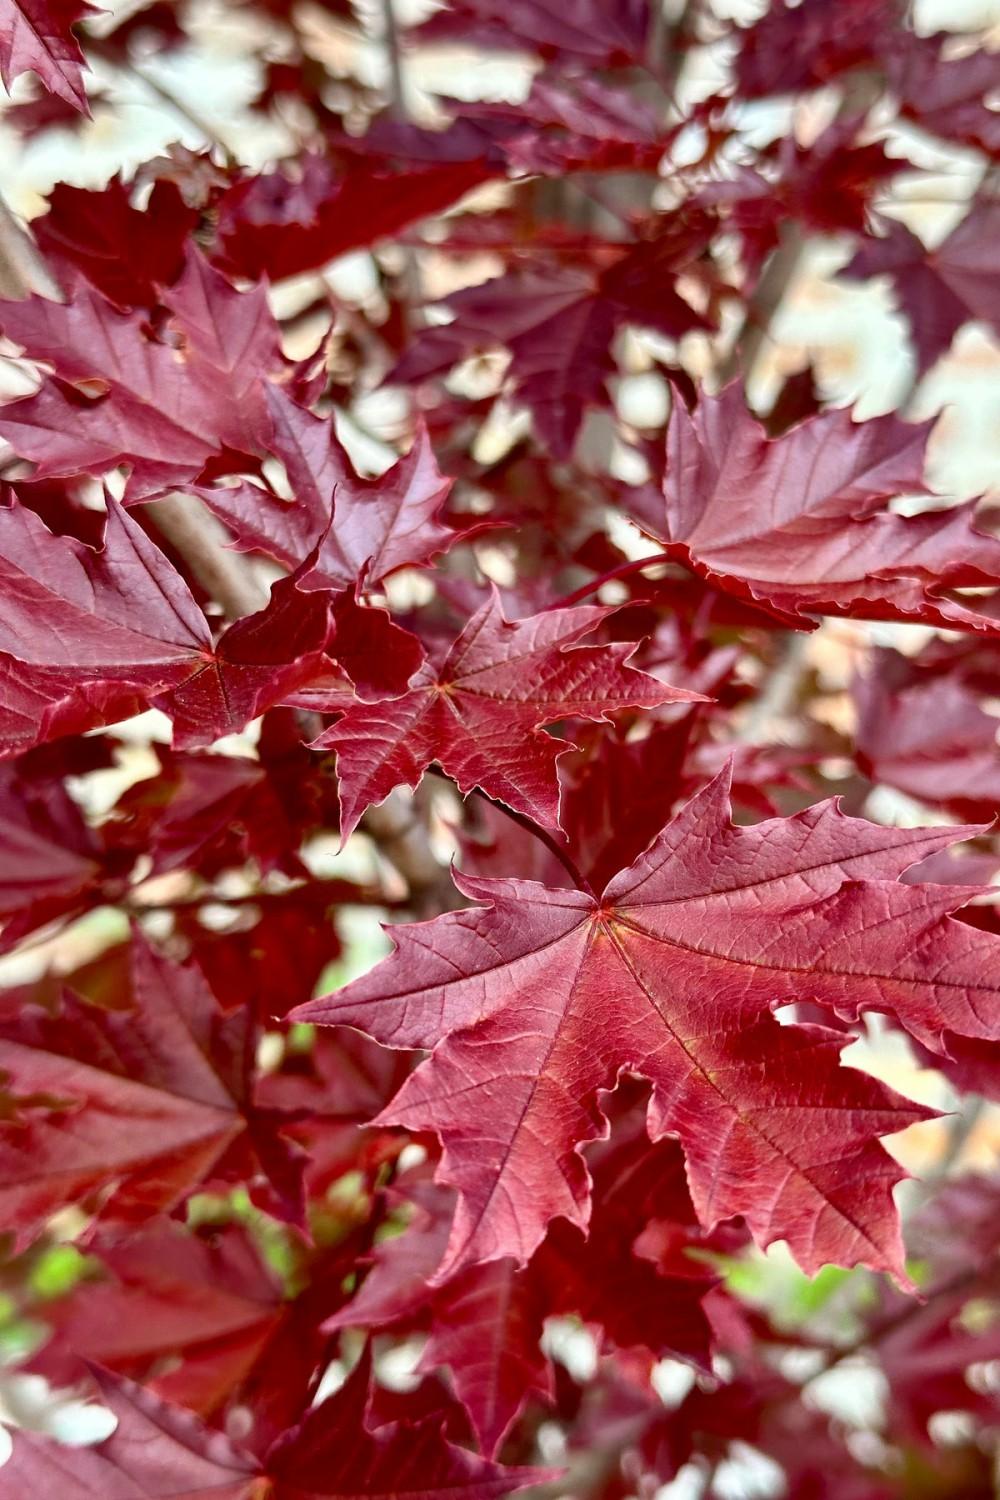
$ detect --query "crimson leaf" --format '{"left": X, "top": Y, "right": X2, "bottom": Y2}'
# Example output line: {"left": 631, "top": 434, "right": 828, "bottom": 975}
{"left": 295, "top": 774, "right": 999, "bottom": 1280}
{"left": 316, "top": 591, "right": 703, "bottom": 837}
{"left": 635, "top": 384, "right": 1000, "bottom": 632}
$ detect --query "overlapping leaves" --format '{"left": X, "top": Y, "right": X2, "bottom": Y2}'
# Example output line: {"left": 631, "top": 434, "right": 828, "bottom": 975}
{"left": 1, "top": 2, "right": 1000, "bottom": 1495}
{"left": 297, "top": 774, "right": 1000, "bottom": 1279}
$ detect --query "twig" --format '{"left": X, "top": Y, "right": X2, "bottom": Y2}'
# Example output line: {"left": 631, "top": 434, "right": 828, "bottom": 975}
{"left": 662, "top": 0, "right": 700, "bottom": 83}
{"left": 124, "top": 883, "right": 406, "bottom": 914}
{"left": 363, "top": 787, "right": 458, "bottom": 915}
{"left": 716, "top": 220, "right": 805, "bottom": 389}
{"left": 718, "top": 69, "right": 881, "bottom": 391}
{"left": 380, "top": 0, "right": 407, "bottom": 119}
{"left": 737, "top": 633, "right": 809, "bottom": 742}
{"left": 521, "top": 1439, "right": 628, "bottom": 1500}
{"left": 373, "top": 0, "right": 425, "bottom": 332}
{"left": 804, "top": 1266, "right": 980, "bottom": 1383}
{"left": 646, "top": 0, "right": 668, "bottom": 70}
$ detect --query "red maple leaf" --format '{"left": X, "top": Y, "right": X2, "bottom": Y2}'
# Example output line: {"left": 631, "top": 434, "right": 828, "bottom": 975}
{"left": 32, "top": 176, "right": 198, "bottom": 309}
{"left": 413, "top": 0, "right": 651, "bottom": 65}
{"left": 3, "top": 8, "right": 1000, "bottom": 1491}
{"left": 0, "top": 0, "right": 95, "bottom": 111}
{"left": 733, "top": 0, "right": 904, "bottom": 98}
{"left": 0, "top": 499, "right": 337, "bottom": 748}
{"left": 295, "top": 774, "right": 1000, "bottom": 1280}
{"left": 30, "top": 1218, "right": 287, "bottom": 1415}
{"left": 888, "top": 34, "right": 1000, "bottom": 161}
{"left": 442, "top": 75, "right": 670, "bottom": 176}
{"left": 1, "top": 1366, "right": 264, "bottom": 1499}
{"left": 391, "top": 218, "right": 716, "bottom": 457}
{"left": 214, "top": 147, "right": 496, "bottom": 283}
{"left": 0, "top": 249, "right": 282, "bottom": 496}
{"left": 2, "top": 1360, "right": 550, "bottom": 1498}
{"left": 107, "top": 739, "right": 322, "bottom": 881}
{"left": 197, "top": 387, "right": 476, "bottom": 590}
{"left": 0, "top": 934, "right": 306, "bottom": 1245}
{"left": 328, "top": 1096, "right": 726, "bottom": 1455}
{"left": 854, "top": 648, "right": 1000, "bottom": 822}
{"left": 841, "top": 202, "right": 1000, "bottom": 374}
{"left": 634, "top": 384, "right": 1000, "bottom": 631}
{"left": 0, "top": 757, "right": 130, "bottom": 945}
{"left": 315, "top": 591, "right": 703, "bottom": 838}
{"left": 703, "top": 123, "right": 905, "bottom": 281}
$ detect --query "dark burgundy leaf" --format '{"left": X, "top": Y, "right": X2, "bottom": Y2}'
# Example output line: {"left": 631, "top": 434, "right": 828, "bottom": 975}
{"left": 855, "top": 648, "right": 1000, "bottom": 822}
{"left": 214, "top": 149, "right": 495, "bottom": 282}
{"left": 0, "top": 934, "right": 306, "bottom": 1245}
{"left": 391, "top": 217, "right": 716, "bottom": 456}
{"left": 33, "top": 176, "right": 198, "bottom": 308}
{"left": 265, "top": 1353, "right": 551, "bottom": 1497}
{"left": 198, "top": 388, "right": 472, "bottom": 590}
{"left": 30, "top": 1219, "right": 286, "bottom": 1415}
{"left": 330, "top": 1105, "right": 724, "bottom": 1455}
{"left": 733, "top": 0, "right": 904, "bottom": 99}
{"left": 0, "top": 1366, "right": 263, "bottom": 1499}
{"left": 888, "top": 34, "right": 1000, "bottom": 160}
{"left": 414, "top": 0, "right": 651, "bottom": 66}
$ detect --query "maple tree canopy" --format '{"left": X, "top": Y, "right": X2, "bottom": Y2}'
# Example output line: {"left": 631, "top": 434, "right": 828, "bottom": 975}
{"left": 0, "top": 0, "right": 998, "bottom": 1496}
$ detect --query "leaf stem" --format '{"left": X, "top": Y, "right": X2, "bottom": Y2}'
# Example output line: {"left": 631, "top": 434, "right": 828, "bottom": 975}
{"left": 545, "top": 552, "right": 676, "bottom": 611}
{"left": 716, "top": 220, "right": 805, "bottom": 388}
{"left": 461, "top": 780, "right": 597, "bottom": 898}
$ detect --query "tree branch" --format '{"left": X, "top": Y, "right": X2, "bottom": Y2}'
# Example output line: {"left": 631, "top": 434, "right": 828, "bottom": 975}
{"left": 716, "top": 220, "right": 805, "bottom": 389}
{"left": 718, "top": 70, "right": 881, "bottom": 392}
{"left": 363, "top": 787, "right": 457, "bottom": 915}
{"left": 805, "top": 1266, "right": 980, "bottom": 1382}
{"left": 380, "top": 0, "right": 407, "bottom": 118}
{"left": 0, "top": 189, "right": 62, "bottom": 301}
{"left": 147, "top": 493, "right": 269, "bottom": 619}
{"left": 737, "top": 632, "right": 809, "bottom": 742}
